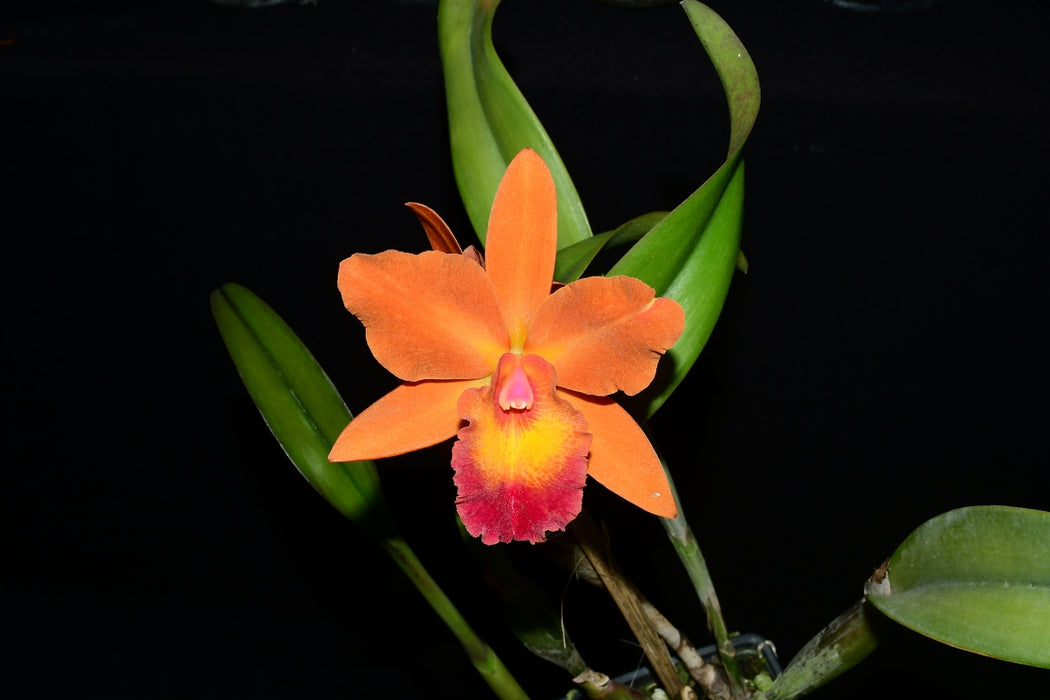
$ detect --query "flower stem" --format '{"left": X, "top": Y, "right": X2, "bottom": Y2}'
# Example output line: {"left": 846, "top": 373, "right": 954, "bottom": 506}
{"left": 379, "top": 535, "right": 530, "bottom": 700}
{"left": 660, "top": 462, "right": 747, "bottom": 700}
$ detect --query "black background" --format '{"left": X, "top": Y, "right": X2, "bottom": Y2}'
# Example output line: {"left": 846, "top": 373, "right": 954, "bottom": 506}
{"left": 5, "top": 0, "right": 1048, "bottom": 697}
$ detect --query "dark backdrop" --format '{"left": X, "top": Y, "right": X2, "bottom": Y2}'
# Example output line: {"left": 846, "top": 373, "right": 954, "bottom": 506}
{"left": 5, "top": 1, "right": 1048, "bottom": 698}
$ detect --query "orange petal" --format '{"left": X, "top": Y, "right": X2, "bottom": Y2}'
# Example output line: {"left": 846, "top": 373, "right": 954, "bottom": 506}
{"left": 525, "top": 276, "right": 685, "bottom": 396}
{"left": 339, "top": 250, "right": 509, "bottom": 382}
{"left": 562, "top": 392, "right": 677, "bottom": 519}
{"left": 329, "top": 379, "right": 482, "bottom": 462}
{"left": 405, "top": 202, "right": 463, "bottom": 254}
{"left": 484, "top": 149, "right": 558, "bottom": 350}
{"left": 452, "top": 353, "right": 591, "bottom": 544}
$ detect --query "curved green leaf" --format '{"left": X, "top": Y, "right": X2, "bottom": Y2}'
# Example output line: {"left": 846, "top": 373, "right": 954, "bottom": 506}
{"left": 610, "top": 1, "right": 760, "bottom": 421}
{"left": 554, "top": 211, "right": 669, "bottom": 284}
{"left": 211, "top": 283, "right": 396, "bottom": 538}
{"left": 438, "top": 0, "right": 592, "bottom": 248}
{"left": 865, "top": 505, "right": 1050, "bottom": 668}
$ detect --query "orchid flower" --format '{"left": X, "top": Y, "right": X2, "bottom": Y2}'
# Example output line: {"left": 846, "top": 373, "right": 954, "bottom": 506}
{"left": 329, "top": 149, "right": 684, "bottom": 544}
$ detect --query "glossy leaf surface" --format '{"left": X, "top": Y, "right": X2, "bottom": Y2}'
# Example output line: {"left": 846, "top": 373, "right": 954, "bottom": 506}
{"left": 865, "top": 505, "right": 1050, "bottom": 668}
{"left": 211, "top": 283, "right": 395, "bottom": 537}
{"left": 438, "top": 0, "right": 591, "bottom": 249}
{"left": 610, "top": 1, "right": 760, "bottom": 420}
{"left": 554, "top": 211, "right": 669, "bottom": 284}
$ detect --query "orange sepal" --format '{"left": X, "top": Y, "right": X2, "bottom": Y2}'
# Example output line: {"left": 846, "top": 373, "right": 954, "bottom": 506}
{"left": 526, "top": 276, "right": 685, "bottom": 396}
{"left": 338, "top": 250, "right": 509, "bottom": 382}
{"left": 562, "top": 391, "right": 677, "bottom": 519}
{"left": 484, "top": 149, "right": 558, "bottom": 349}
{"left": 329, "top": 379, "right": 482, "bottom": 462}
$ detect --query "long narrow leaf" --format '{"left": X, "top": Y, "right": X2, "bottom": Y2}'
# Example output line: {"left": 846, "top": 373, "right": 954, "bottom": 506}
{"left": 611, "top": 1, "right": 760, "bottom": 420}
{"left": 213, "top": 285, "right": 533, "bottom": 698}
{"left": 554, "top": 211, "right": 669, "bottom": 284}
{"left": 438, "top": 0, "right": 592, "bottom": 248}
{"left": 865, "top": 505, "right": 1050, "bottom": 668}
{"left": 211, "top": 283, "right": 395, "bottom": 538}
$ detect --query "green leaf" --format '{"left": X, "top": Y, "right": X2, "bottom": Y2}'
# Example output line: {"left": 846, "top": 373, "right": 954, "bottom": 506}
{"left": 213, "top": 287, "right": 528, "bottom": 699}
{"left": 438, "top": 0, "right": 592, "bottom": 248}
{"left": 610, "top": 1, "right": 760, "bottom": 421}
{"left": 554, "top": 211, "right": 669, "bottom": 284}
{"left": 457, "top": 519, "right": 588, "bottom": 676}
{"left": 211, "top": 283, "right": 396, "bottom": 538}
{"left": 865, "top": 505, "right": 1050, "bottom": 669}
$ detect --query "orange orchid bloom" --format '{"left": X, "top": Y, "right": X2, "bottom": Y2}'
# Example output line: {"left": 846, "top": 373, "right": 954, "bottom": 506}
{"left": 329, "top": 149, "right": 685, "bottom": 544}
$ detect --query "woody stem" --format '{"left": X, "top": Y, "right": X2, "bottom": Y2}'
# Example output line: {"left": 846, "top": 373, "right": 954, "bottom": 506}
{"left": 569, "top": 511, "right": 687, "bottom": 699}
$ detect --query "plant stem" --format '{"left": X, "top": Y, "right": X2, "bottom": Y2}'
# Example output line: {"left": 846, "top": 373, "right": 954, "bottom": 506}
{"left": 764, "top": 599, "right": 881, "bottom": 700}
{"left": 379, "top": 535, "right": 530, "bottom": 700}
{"left": 557, "top": 535, "right": 728, "bottom": 699}
{"left": 660, "top": 460, "right": 746, "bottom": 700}
{"left": 573, "top": 670, "right": 655, "bottom": 699}
{"left": 639, "top": 598, "right": 730, "bottom": 700}
{"left": 569, "top": 512, "right": 686, "bottom": 699}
